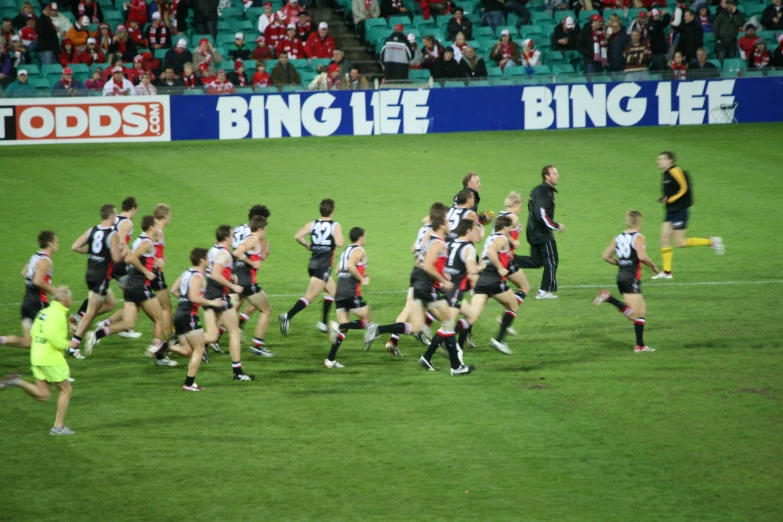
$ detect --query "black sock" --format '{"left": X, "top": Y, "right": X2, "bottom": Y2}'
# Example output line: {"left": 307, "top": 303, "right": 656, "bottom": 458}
{"left": 634, "top": 318, "right": 645, "bottom": 346}
{"left": 72, "top": 335, "right": 82, "bottom": 345}
{"left": 95, "top": 327, "right": 108, "bottom": 340}
{"left": 443, "top": 334, "right": 461, "bottom": 370}
{"left": 378, "top": 322, "right": 408, "bottom": 335}
{"left": 514, "top": 290, "right": 527, "bottom": 302}
{"left": 323, "top": 297, "right": 333, "bottom": 323}
{"left": 162, "top": 341, "right": 169, "bottom": 353}
{"left": 456, "top": 319, "right": 468, "bottom": 346}
{"left": 78, "top": 299, "right": 88, "bottom": 315}
{"left": 287, "top": 298, "right": 308, "bottom": 319}
{"left": 340, "top": 320, "right": 364, "bottom": 330}
{"left": 328, "top": 333, "right": 345, "bottom": 361}
{"left": 607, "top": 295, "right": 627, "bottom": 312}
{"left": 497, "top": 310, "right": 516, "bottom": 343}
{"left": 424, "top": 312, "right": 435, "bottom": 327}
{"left": 423, "top": 333, "right": 443, "bottom": 361}
{"left": 232, "top": 362, "right": 242, "bottom": 375}
{"left": 184, "top": 375, "right": 195, "bottom": 386}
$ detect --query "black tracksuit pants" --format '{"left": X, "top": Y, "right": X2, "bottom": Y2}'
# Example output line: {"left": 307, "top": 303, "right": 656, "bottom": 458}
{"left": 514, "top": 239, "right": 558, "bottom": 292}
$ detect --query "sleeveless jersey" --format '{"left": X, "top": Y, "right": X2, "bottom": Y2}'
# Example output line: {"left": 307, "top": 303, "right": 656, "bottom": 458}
{"left": 445, "top": 240, "right": 472, "bottom": 291}
{"left": 481, "top": 233, "right": 512, "bottom": 275}
{"left": 232, "top": 223, "right": 250, "bottom": 249}
{"left": 235, "top": 237, "right": 262, "bottom": 284}
{"left": 310, "top": 219, "right": 337, "bottom": 262}
{"left": 335, "top": 245, "right": 367, "bottom": 300}
{"left": 177, "top": 268, "right": 205, "bottom": 315}
{"left": 206, "top": 244, "right": 234, "bottom": 294}
{"left": 86, "top": 225, "right": 117, "bottom": 281}
{"left": 413, "top": 223, "right": 432, "bottom": 257}
{"left": 127, "top": 234, "right": 155, "bottom": 288}
{"left": 417, "top": 235, "right": 447, "bottom": 286}
{"left": 25, "top": 251, "right": 52, "bottom": 304}
{"left": 114, "top": 215, "right": 133, "bottom": 245}
{"left": 615, "top": 231, "right": 642, "bottom": 279}
{"left": 446, "top": 206, "right": 472, "bottom": 241}
{"left": 496, "top": 211, "right": 521, "bottom": 251}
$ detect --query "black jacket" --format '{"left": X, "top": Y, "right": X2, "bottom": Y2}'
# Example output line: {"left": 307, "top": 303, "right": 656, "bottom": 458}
{"left": 551, "top": 23, "right": 579, "bottom": 51}
{"left": 607, "top": 29, "right": 630, "bottom": 71}
{"left": 676, "top": 20, "right": 703, "bottom": 61}
{"left": 648, "top": 14, "right": 672, "bottom": 55}
{"left": 460, "top": 56, "right": 487, "bottom": 79}
{"left": 35, "top": 15, "right": 60, "bottom": 53}
{"left": 109, "top": 38, "right": 138, "bottom": 62}
{"left": 193, "top": 0, "right": 219, "bottom": 23}
{"left": 163, "top": 47, "right": 193, "bottom": 76}
{"left": 525, "top": 182, "right": 560, "bottom": 245}
{"left": 772, "top": 46, "right": 783, "bottom": 68}
{"left": 447, "top": 17, "right": 472, "bottom": 41}
{"left": 690, "top": 59, "right": 718, "bottom": 78}
{"left": 482, "top": 0, "right": 504, "bottom": 13}
{"left": 577, "top": 24, "right": 596, "bottom": 59}
{"left": 761, "top": 5, "right": 783, "bottom": 30}
{"left": 432, "top": 55, "right": 460, "bottom": 80}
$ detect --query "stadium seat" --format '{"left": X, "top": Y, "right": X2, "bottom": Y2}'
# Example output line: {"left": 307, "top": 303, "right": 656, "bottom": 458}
{"left": 444, "top": 80, "right": 467, "bottom": 87}
{"left": 554, "top": 10, "right": 575, "bottom": 24}
{"left": 220, "top": 7, "right": 244, "bottom": 19}
{"left": 218, "top": 20, "right": 232, "bottom": 31}
{"left": 388, "top": 14, "right": 410, "bottom": 28}
{"left": 487, "top": 66, "right": 503, "bottom": 77}
{"left": 217, "top": 33, "right": 235, "bottom": 47}
{"left": 235, "top": 86, "right": 254, "bottom": 94}
{"left": 470, "top": 80, "right": 490, "bottom": 86}
{"left": 183, "top": 88, "right": 205, "bottom": 95}
{"left": 21, "top": 64, "right": 40, "bottom": 76}
{"left": 708, "top": 59, "right": 721, "bottom": 68}
{"left": 552, "top": 63, "right": 575, "bottom": 74}
{"left": 367, "top": 26, "right": 391, "bottom": 46}
{"left": 409, "top": 68, "right": 431, "bottom": 79}
{"left": 489, "top": 77, "right": 512, "bottom": 85}
{"left": 246, "top": 7, "right": 264, "bottom": 20}
{"left": 310, "top": 58, "right": 331, "bottom": 71}
{"left": 31, "top": 78, "right": 51, "bottom": 89}
{"left": 69, "top": 63, "right": 89, "bottom": 75}
{"left": 531, "top": 64, "right": 551, "bottom": 75}
{"left": 154, "top": 48, "right": 168, "bottom": 60}
{"left": 743, "top": 70, "right": 766, "bottom": 78}
{"left": 627, "top": 8, "right": 645, "bottom": 20}
{"left": 364, "top": 17, "right": 388, "bottom": 38}
{"left": 722, "top": 58, "right": 745, "bottom": 72}
{"left": 474, "top": 26, "right": 495, "bottom": 39}
{"left": 578, "top": 10, "right": 598, "bottom": 23}
{"left": 521, "top": 25, "right": 543, "bottom": 39}
{"left": 542, "top": 50, "right": 565, "bottom": 65}
{"left": 232, "top": 20, "right": 254, "bottom": 32}
{"left": 532, "top": 11, "right": 552, "bottom": 24}
{"left": 290, "top": 59, "right": 310, "bottom": 70}
{"left": 504, "top": 66, "right": 529, "bottom": 76}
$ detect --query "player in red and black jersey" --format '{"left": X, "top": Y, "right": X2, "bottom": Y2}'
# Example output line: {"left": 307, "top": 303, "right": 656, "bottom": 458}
{"left": 444, "top": 219, "right": 485, "bottom": 356}
{"left": 446, "top": 190, "right": 478, "bottom": 241}
{"left": 593, "top": 210, "right": 659, "bottom": 353}
{"left": 233, "top": 216, "right": 274, "bottom": 358}
{"left": 171, "top": 248, "right": 226, "bottom": 391}
{"left": 0, "top": 231, "right": 58, "bottom": 349}
{"left": 151, "top": 204, "right": 173, "bottom": 341}
{"left": 279, "top": 198, "right": 344, "bottom": 336}
{"left": 233, "top": 204, "right": 271, "bottom": 330}
{"left": 68, "top": 204, "right": 126, "bottom": 358}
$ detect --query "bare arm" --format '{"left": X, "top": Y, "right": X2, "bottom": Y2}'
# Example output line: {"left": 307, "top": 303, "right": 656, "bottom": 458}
{"left": 211, "top": 252, "right": 243, "bottom": 294}
{"left": 109, "top": 232, "right": 125, "bottom": 263}
{"left": 602, "top": 239, "right": 618, "bottom": 265}
{"left": 127, "top": 241, "right": 156, "bottom": 280}
{"left": 347, "top": 248, "right": 369, "bottom": 286}
{"left": 294, "top": 222, "right": 313, "bottom": 250}
{"left": 423, "top": 242, "right": 452, "bottom": 288}
{"left": 464, "top": 245, "right": 485, "bottom": 275}
{"left": 234, "top": 236, "right": 260, "bottom": 269}
{"left": 71, "top": 228, "right": 91, "bottom": 254}
{"left": 487, "top": 236, "right": 509, "bottom": 276}
{"left": 20, "top": 263, "right": 28, "bottom": 279}
{"left": 171, "top": 275, "right": 182, "bottom": 298}
{"left": 32, "top": 258, "right": 56, "bottom": 296}
{"left": 188, "top": 273, "right": 224, "bottom": 307}
{"left": 333, "top": 223, "right": 344, "bottom": 248}
{"left": 634, "top": 234, "right": 659, "bottom": 274}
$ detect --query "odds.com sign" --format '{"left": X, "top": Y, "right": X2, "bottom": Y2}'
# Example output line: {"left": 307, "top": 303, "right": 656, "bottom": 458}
{"left": 0, "top": 97, "right": 170, "bottom": 145}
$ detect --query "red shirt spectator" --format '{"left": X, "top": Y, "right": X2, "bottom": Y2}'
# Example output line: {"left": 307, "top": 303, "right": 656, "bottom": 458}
{"left": 750, "top": 41, "right": 770, "bottom": 69}
{"left": 296, "top": 12, "right": 312, "bottom": 40}
{"left": 305, "top": 22, "right": 335, "bottom": 58}
{"left": 127, "top": 0, "right": 148, "bottom": 27}
{"left": 738, "top": 25, "right": 759, "bottom": 60}
{"left": 86, "top": 68, "right": 105, "bottom": 90}
{"left": 278, "top": 0, "right": 302, "bottom": 26}
{"left": 419, "top": 0, "right": 451, "bottom": 21}
{"left": 127, "top": 20, "right": 145, "bottom": 47}
{"left": 96, "top": 23, "right": 113, "bottom": 54}
{"left": 252, "top": 63, "right": 271, "bottom": 88}
{"left": 277, "top": 25, "right": 305, "bottom": 59}
{"left": 20, "top": 17, "right": 37, "bottom": 46}
{"left": 253, "top": 35, "right": 275, "bottom": 60}
{"left": 207, "top": 70, "right": 235, "bottom": 94}
{"left": 58, "top": 38, "right": 80, "bottom": 66}
{"left": 264, "top": 19, "right": 287, "bottom": 48}
{"left": 198, "top": 61, "right": 215, "bottom": 84}
{"left": 79, "top": 37, "right": 105, "bottom": 64}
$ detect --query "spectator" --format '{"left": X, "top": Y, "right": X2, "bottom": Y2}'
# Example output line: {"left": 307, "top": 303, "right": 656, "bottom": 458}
{"left": 103, "top": 65, "right": 134, "bottom": 95}
{"left": 408, "top": 33, "right": 424, "bottom": 68}
{"left": 331, "top": 49, "right": 352, "bottom": 76}
{"left": 669, "top": 50, "right": 687, "bottom": 79}
{"left": 35, "top": 5, "right": 60, "bottom": 64}
{"left": 192, "top": 37, "right": 222, "bottom": 75}
{"left": 504, "top": 0, "right": 531, "bottom": 30}
{"left": 690, "top": 47, "right": 718, "bottom": 77}
{"left": 125, "top": 0, "right": 149, "bottom": 28}
{"left": 58, "top": 38, "right": 79, "bottom": 67}
{"left": 277, "top": 24, "right": 305, "bottom": 59}
{"left": 420, "top": 0, "right": 452, "bottom": 21}
{"left": 148, "top": 0, "right": 168, "bottom": 26}
{"left": 228, "top": 59, "right": 249, "bottom": 86}
{"left": 519, "top": 38, "right": 541, "bottom": 74}
{"left": 448, "top": 7, "right": 473, "bottom": 41}
{"left": 606, "top": 18, "right": 629, "bottom": 73}
{"left": 305, "top": 21, "right": 335, "bottom": 60}
{"left": 342, "top": 67, "right": 369, "bottom": 89}
{"left": 253, "top": 35, "right": 275, "bottom": 59}
{"left": 382, "top": 0, "right": 409, "bottom": 18}
{"left": 198, "top": 61, "right": 215, "bottom": 84}
{"left": 579, "top": 14, "right": 608, "bottom": 73}
{"left": 127, "top": 19, "right": 145, "bottom": 47}
{"left": 352, "top": 0, "right": 380, "bottom": 35}
{"left": 264, "top": 17, "right": 287, "bottom": 48}
{"left": 110, "top": 25, "right": 138, "bottom": 62}
{"left": 3, "top": 68, "right": 33, "bottom": 96}
{"left": 675, "top": 9, "right": 703, "bottom": 63}
{"left": 101, "top": 55, "right": 125, "bottom": 81}
{"left": 546, "top": 0, "right": 569, "bottom": 14}
{"left": 761, "top": 0, "right": 783, "bottom": 31}
{"left": 193, "top": 0, "right": 218, "bottom": 39}
{"left": 749, "top": 39, "right": 770, "bottom": 70}
{"left": 228, "top": 32, "right": 252, "bottom": 60}
{"left": 164, "top": 38, "right": 192, "bottom": 76}
{"left": 624, "top": 29, "right": 651, "bottom": 80}
{"left": 309, "top": 61, "right": 342, "bottom": 89}
{"left": 85, "top": 67, "right": 105, "bottom": 90}
{"left": 46, "top": 4, "right": 72, "bottom": 38}
{"left": 20, "top": 16, "right": 37, "bottom": 50}
{"left": 432, "top": 46, "right": 460, "bottom": 80}
{"left": 2, "top": 35, "right": 31, "bottom": 81}
{"left": 96, "top": 23, "right": 112, "bottom": 55}
{"left": 181, "top": 62, "right": 200, "bottom": 88}
{"left": 155, "top": 66, "right": 183, "bottom": 89}
{"left": 171, "top": 0, "right": 188, "bottom": 33}
{"left": 73, "top": 0, "right": 103, "bottom": 24}
{"left": 12, "top": 3, "right": 36, "bottom": 31}
{"left": 381, "top": 24, "right": 413, "bottom": 81}
{"left": 490, "top": 28, "right": 520, "bottom": 71}
{"left": 251, "top": 60, "right": 271, "bottom": 89}
{"left": 146, "top": 12, "right": 171, "bottom": 50}
{"left": 647, "top": 8, "right": 671, "bottom": 70}
{"left": 271, "top": 50, "right": 301, "bottom": 85}
{"left": 737, "top": 24, "right": 759, "bottom": 61}
{"left": 134, "top": 71, "right": 157, "bottom": 94}
{"left": 127, "top": 54, "right": 151, "bottom": 84}
{"left": 459, "top": 45, "right": 488, "bottom": 79}
{"left": 257, "top": 2, "right": 277, "bottom": 34}
{"left": 713, "top": 0, "right": 745, "bottom": 61}
{"left": 627, "top": 10, "right": 648, "bottom": 42}
{"left": 278, "top": 0, "right": 301, "bottom": 26}
{"left": 452, "top": 32, "right": 467, "bottom": 62}
{"left": 206, "top": 69, "right": 235, "bottom": 94}
{"left": 482, "top": 0, "right": 504, "bottom": 34}
{"left": 67, "top": 15, "right": 93, "bottom": 51}
{"left": 421, "top": 34, "right": 444, "bottom": 69}
{"left": 696, "top": 6, "right": 713, "bottom": 34}
{"left": 295, "top": 11, "right": 312, "bottom": 40}
{"left": 552, "top": 16, "right": 579, "bottom": 52}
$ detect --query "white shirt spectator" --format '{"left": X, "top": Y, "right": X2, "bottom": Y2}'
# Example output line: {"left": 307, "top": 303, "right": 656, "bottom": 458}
{"left": 103, "top": 77, "right": 135, "bottom": 95}
{"left": 258, "top": 12, "right": 276, "bottom": 34}
{"left": 134, "top": 82, "right": 158, "bottom": 95}
{"left": 50, "top": 12, "right": 72, "bottom": 38}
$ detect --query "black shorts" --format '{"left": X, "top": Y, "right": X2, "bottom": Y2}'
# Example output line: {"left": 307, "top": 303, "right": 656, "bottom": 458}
{"left": 412, "top": 280, "right": 443, "bottom": 304}
{"left": 474, "top": 272, "right": 508, "bottom": 297}
{"left": 21, "top": 296, "right": 46, "bottom": 322}
{"left": 174, "top": 310, "right": 203, "bottom": 335}
{"left": 308, "top": 264, "right": 332, "bottom": 282}
{"left": 86, "top": 276, "right": 111, "bottom": 297}
{"left": 124, "top": 284, "right": 155, "bottom": 304}
{"left": 236, "top": 271, "right": 260, "bottom": 297}
{"left": 443, "top": 285, "right": 464, "bottom": 309}
{"left": 151, "top": 269, "right": 167, "bottom": 291}
{"left": 203, "top": 287, "right": 232, "bottom": 313}
{"left": 665, "top": 208, "right": 689, "bottom": 230}
{"left": 335, "top": 296, "right": 368, "bottom": 311}
{"left": 112, "top": 262, "right": 128, "bottom": 279}
{"left": 617, "top": 273, "right": 641, "bottom": 295}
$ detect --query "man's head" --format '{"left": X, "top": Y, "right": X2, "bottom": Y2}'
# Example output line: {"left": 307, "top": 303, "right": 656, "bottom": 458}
{"left": 140, "top": 215, "right": 157, "bottom": 234}
{"left": 464, "top": 46, "right": 476, "bottom": 59}
{"left": 79, "top": 14, "right": 89, "bottom": 27}
{"left": 422, "top": 35, "right": 434, "bottom": 47}
{"left": 494, "top": 214, "right": 513, "bottom": 233}
{"left": 235, "top": 60, "right": 244, "bottom": 73}
{"left": 2, "top": 17, "right": 12, "bottom": 32}
{"left": 151, "top": 11, "right": 161, "bottom": 23}
{"left": 287, "top": 24, "right": 296, "bottom": 37}
{"left": 625, "top": 209, "right": 643, "bottom": 230}
{"left": 349, "top": 226, "right": 365, "bottom": 245}
{"left": 26, "top": 16, "right": 35, "bottom": 28}
{"left": 11, "top": 34, "right": 21, "bottom": 48}
{"left": 153, "top": 203, "right": 171, "bottom": 225}
{"left": 673, "top": 50, "right": 683, "bottom": 64}
{"left": 48, "top": 2, "right": 59, "bottom": 16}
{"left": 257, "top": 35, "right": 266, "bottom": 47}
{"left": 249, "top": 205, "right": 271, "bottom": 220}
{"left": 190, "top": 247, "right": 209, "bottom": 268}
{"left": 215, "top": 224, "right": 232, "bottom": 244}
{"left": 590, "top": 14, "right": 603, "bottom": 30}
{"left": 235, "top": 32, "right": 244, "bottom": 45}
{"left": 443, "top": 48, "right": 454, "bottom": 61}
{"left": 263, "top": 1, "right": 272, "bottom": 14}
{"left": 199, "top": 38, "right": 209, "bottom": 52}
{"left": 53, "top": 286, "right": 73, "bottom": 308}
{"left": 429, "top": 201, "right": 448, "bottom": 220}
{"left": 216, "top": 69, "right": 226, "bottom": 82}
{"left": 87, "top": 37, "right": 96, "bottom": 48}
{"left": 318, "top": 21, "right": 328, "bottom": 37}
{"left": 320, "top": 198, "right": 335, "bottom": 217}
{"left": 456, "top": 189, "right": 475, "bottom": 209}
{"left": 757, "top": 40, "right": 767, "bottom": 51}
{"left": 176, "top": 38, "right": 188, "bottom": 53}
{"left": 430, "top": 214, "right": 448, "bottom": 234}
{"left": 17, "top": 69, "right": 28, "bottom": 83}
{"left": 112, "top": 66, "right": 124, "bottom": 81}
{"left": 455, "top": 32, "right": 466, "bottom": 45}
{"left": 744, "top": 23, "right": 756, "bottom": 36}
{"left": 38, "top": 230, "right": 58, "bottom": 252}
{"left": 462, "top": 172, "right": 481, "bottom": 192}
{"left": 455, "top": 218, "right": 475, "bottom": 240}
{"left": 500, "top": 28, "right": 510, "bottom": 42}
{"left": 631, "top": 29, "right": 641, "bottom": 43}
{"left": 542, "top": 165, "right": 559, "bottom": 186}
{"left": 183, "top": 62, "right": 193, "bottom": 75}
{"left": 453, "top": 6, "right": 463, "bottom": 19}
{"left": 99, "top": 22, "right": 109, "bottom": 33}
{"left": 121, "top": 196, "right": 138, "bottom": 216}
{"left": 349, "top": 67, "right": 360, "bottom": 81}
{"left": 116, "top": 24, "right": 127, "bottom": 38}
{"left": 696, "top": 47, "right": 707, "bottom": 64}
{"left": 726, "top": 0, "right": 737, "bottom": 13}
{"left": 328, "top": 63, "right": 340, "bottom": 79}
{"left": 683, "top": 9, "right": 694, "bottom": 23}
{"left": 333, "top": 49, "right": 344, "bottom": 62}
{"left": 650, "top": 8, "right": 660, "bottom": 20}
{"left": 133, "top": 54, "right": 144, "bottom": 68}
{"left": 129, "top": 19, "right": 138, "bottom": 29}
{"left": 278, "top": 50, "right": 289, "bottom": 64}
{"left": 610, "top": 19, "right": 621, "bottom": 32}
{"left": 163, "top": 67, "right": 175, "bottom": 80}
{"left": 250, "top": 215, "right": 268, "bottom": 235}
{"left": 657, "top": 151, "right": 675, "bottom": 170}
{"left": 100, "top": 204, "right": 117, "bottom": 221}
{"left": 256, "top": 60, "right": 267, "bottom": 72}
{"left": 564, "top": 15, "right": 575, "bottom": 30}
{"left": 637, "top": 10, "right": 647, "bottom": 22}
{"left": 504, "top": 191, "right": 523, "bottom": 213}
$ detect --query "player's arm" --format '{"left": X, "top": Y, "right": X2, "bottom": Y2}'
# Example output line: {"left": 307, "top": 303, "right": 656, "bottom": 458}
{"left": 634, "top": 234, "right": 659, "bottom": 274}
{"left": 71, "top": 229, "right": 91, "bottom": 254}
{"left": 211, "top": 252, "right": 243, "bottom": 294}
{"left": 423, "top": 242, "right": 452, "bottom": 288}
{"left": 109, "top": 232, "right": 125, "bottom": 263}
{"left": 234, "top": 237, "right": 260, "bottom": 269}
{"left": 294, "top": 222, "right": 313, "bottom": 250}
{"left": 188, "top": 274, "right": 224, "bottom": 307}
{"left": 347, "top": 248, "right": 369, "bottom": 286}
{"left": 487, "top": 236, "right": 509, "bottom": 277}
{"left": 127, "top": 241, "right": 156, "bottom": 280}
{"left": 171, "top": 275, "right": 182, "bottom": 298}
{"left": 259, "top": 238, "right": 270, "bottom": 260}
{"left": 333, "top": 223, "right": 344, "bottom": 248}
{"left": 533, "top": 191, "right": 563, "bottom": 232}
{"left": 665, "top": 167, "right": 688, "bottom": 204}
{"left": 32, "top": 258, "right": 56, "bottom": 296}
{"left": 464, "top": 245, "right": 485, "bottom": 275}
{"left": 20, "top": 263, "right": 28, "bottom": 279}
{"left": 602, "top": 239, "right": 618, "bottom": 265}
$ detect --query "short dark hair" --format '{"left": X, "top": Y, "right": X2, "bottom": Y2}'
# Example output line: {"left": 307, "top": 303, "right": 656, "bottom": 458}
{"left": 165, "top": 67, "right": 174, "bottom": 72}
{"left": 350, "top": 227, "right": 365, "bottom": 243}
{"left": 541, "top": 165, "right": 555, "bottom": 180}
{"left": 278, "top": 50, "right": 288, "bottom": 56}
{"left": 141, "top": 215, "right": 156, "bottom": 231}
{"left": 250, "top": 216, "right": 267, "bottom": 232}
{"left": 455, "top": 219, "right": 474, "bottom": 238}
{"left": 100, "top": 204, "right": 116, "bottom": 220}
{"left": 248, "top": 205, "right": 271, "bottom": 220}
{"left": 38, "top": 230, "right": 56, "bottom": 248}
{"left": 430, "top": 202, "right": 448, "bottom": 218}
{"left": 495, "top": 215, "right": 513, "bottom": 230}
{"left": 453, "top": 6, "right": 464, "bottom": 13}
{"left": 319, "top": 198, "right": 335, "bottom": 217}
{"left": 190, "top": 247, "right": 208, "bottom": 266}
{"left": 431, "top": 214, "right": 446, "bottom": 230}
{"left": 216, "top": 224, "right": 232, "bottom": 242}
{"left": 660, "top": 151, "right": 676, "bottom": 162}
{"left": 462, "top": 172, "right": 477, "bottom": 187}
{"left": 121, "top": 197, "right": 137, "bottom": 212}
{"left": 456, "top": 189, "right": 473, "bottom": 205}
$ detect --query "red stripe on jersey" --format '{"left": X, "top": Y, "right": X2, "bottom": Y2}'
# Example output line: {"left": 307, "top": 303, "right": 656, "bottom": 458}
{"left": 356, "top": 264, "right": 366, "bottom": 297}
{"left": 154, "top": 242, "right": 164, "bottom": 259}
{"left": 249, "top": 252, "right": 261, "bottom": 284}
{"left": 636, "top": 261, "right": 642, "bottom": 280}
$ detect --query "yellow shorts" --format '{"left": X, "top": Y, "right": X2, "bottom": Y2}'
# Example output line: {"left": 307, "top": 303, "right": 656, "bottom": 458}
{"left": 31, "top": 364, "right": 70, "bottom": 383}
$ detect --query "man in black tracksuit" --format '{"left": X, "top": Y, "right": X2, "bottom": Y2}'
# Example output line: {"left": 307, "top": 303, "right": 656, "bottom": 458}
{"left": 453, "top": 172, "right": 481, "bottom": 212}
{"left": 515, "top": 165, "right": 564, "bottom": 299}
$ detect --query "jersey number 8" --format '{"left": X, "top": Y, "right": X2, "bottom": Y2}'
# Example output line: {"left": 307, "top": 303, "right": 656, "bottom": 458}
{"left": 616, "top": 234, "right": 633, "bottom": 259}
{"left": 91, "top": 230, "right": 105, "bottom": 254}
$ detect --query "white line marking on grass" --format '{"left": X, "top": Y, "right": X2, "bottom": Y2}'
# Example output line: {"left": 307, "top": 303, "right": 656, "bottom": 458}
{"left": 0, "top": 280, "right": 780, "bottom": 306}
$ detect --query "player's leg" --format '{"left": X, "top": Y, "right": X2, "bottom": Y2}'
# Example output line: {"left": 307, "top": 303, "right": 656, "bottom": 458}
{"left": 0, "top": 319, "right": 33, "bottom": 348}
{"left": 280, "top": 277, "right": 326, "bottom": 335}
{"left": 318, "top": 278, "right": 337, "bottom": 331}
{"left": 490, "top": 290, "right": 519, "bottom": 354}
{"left": 507, "top": 267, "right": 531, "bottom": 302}
{"left": 156, "top": 287, "right": 173, "bottom": 339}
{"left": 221, "top": 308, "right": 252, "bottom": 380}
{"left": 87, "top": 302, "right": 140, "bottom": 356}
{"left": 656, "top": 220, "right": 674, "bottom": 278}
{"left": 622, "top": 293, "right": 651, "bottom": 352}
{"left": 248, "top": 291, "right": 274, "bottom": 357}
{"left": 2, "top": 375, "right": 51, "bottom": 401}
{"left": 514, "top": 243, "right": 544, "bottom": 270}
{"left": 72, "top": 290, "right": 108, "bottom": 345}
{"left": 181, "top": 330, "right": 208, "bottom": 390}
{"left": 387, "top": 288, "right": 415, "bottom": 352}
{"left": 422, "top": 301, "right": 470, "bottom": 373}
{"left": 592, "top": 289, "right": 634, "bottom": 317}
{"left": 326, "top": 307, "right": 352, "bottom": 367}
{"left": 140, "top": 297, "right": 179, "bottom": 362}
{"left": 53, "top": 379, "right": 72, "bottom": 428}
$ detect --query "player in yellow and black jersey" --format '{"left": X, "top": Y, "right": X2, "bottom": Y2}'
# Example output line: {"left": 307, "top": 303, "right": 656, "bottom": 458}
{"left": 652, "top": 151, "right": 725, "bottom": 280}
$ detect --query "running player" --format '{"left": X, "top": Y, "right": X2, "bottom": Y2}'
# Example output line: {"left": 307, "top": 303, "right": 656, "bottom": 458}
{"left": 151, "top": 204, "right": 173, "bottom": 342}
{"left": 0, "top": 231, "right": 58, "bottom": 349}
{"left": 68, "top": 204, "right": 126, "bottom": 358}
{"left": 325, "top": 227, "right": 371, "bottom": 369}
{"left": 171, "top": 248, "right": 226, "bottom": 391}
{"left": 233, "top": 216, "right": 274, "bottom": 358}
{"left": 83, "top": 216, "right": 176, "bottom": 367}
{"left": 445, "top": 190, "right": 477, "bottom": 241}
{"left": 652, "top": 151, "right": 725, "bottom": 279}
{"left": 279, "top": 198, "right": 344, "bottom": 336}
{"left": 594, "top": 210, "right": 659, "bottom": 352}
{"left": 494, "top": 191, "right": 531, "bottom": 334}
{"left": 234, "top": 205, "right": 271, "bottom": 330}
{"left": 203, "top": 225, "right": 255, "bottom": 381}
{"left": 467, "top": 215, "right": 520, "bottom": 355}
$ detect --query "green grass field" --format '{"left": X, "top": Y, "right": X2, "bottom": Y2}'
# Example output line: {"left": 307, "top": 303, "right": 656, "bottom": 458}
{"left": 1, "top": 125, "right": 782, "bottom": 522}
